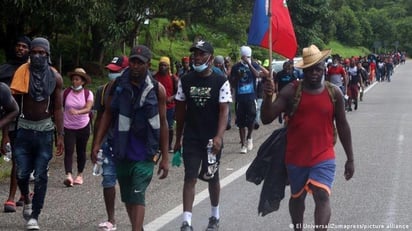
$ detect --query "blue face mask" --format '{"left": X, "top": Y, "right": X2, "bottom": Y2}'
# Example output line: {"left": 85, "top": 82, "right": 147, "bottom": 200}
{"left": 71, "top": 85, "right": 83, "bottom": 91}
{"left": 192, "top": 55, "right": 211, "bottom": 72}
{"left": 108, "top": 71, "right": 123, "bottom": 80}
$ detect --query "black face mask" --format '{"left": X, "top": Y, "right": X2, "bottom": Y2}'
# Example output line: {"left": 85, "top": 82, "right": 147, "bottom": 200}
{"left": 30, "top": 55, "right": 48, "bottom": 70}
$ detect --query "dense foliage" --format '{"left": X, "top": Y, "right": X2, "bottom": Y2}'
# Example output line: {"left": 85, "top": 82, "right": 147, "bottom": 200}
{"left": 0, "top": 0, "right": 411, "bottom": 73}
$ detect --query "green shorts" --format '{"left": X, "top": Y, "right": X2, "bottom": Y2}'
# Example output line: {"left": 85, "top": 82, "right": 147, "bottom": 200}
{"left": 116, "top": 160, "right": 155, "bottom": 205}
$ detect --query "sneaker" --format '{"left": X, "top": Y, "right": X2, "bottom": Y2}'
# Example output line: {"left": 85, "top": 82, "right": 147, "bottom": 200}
{"left": 63, "top": 175, "right": 73, "bottom": 187}
{"left": 247, "top": 138, "right": 253, "bottom": 151}
{"left": 206, "top": 216, "right": 220, "bottom": 231}
{"left": 240, "top": 146, "right": 247, "bottom": 154}
{"left": 23, "top": 203, "right": 32, "bottom": 221}
{"left": 4, "top": 201, "right": 16, "bottom": 213}
{"left": 73, "top": 175, "right": 83, "bottom": 185}
{"left": 98, "top": 221, "right": 117, "bottom": 231}
{"left": 180, "top": 221, "right": 193, "bottom": 231}
{"left": 26, "top": 218, "right": 39, "bottom": 230}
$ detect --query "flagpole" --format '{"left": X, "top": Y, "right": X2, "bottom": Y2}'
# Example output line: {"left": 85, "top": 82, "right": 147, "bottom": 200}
{"left": 268, "top": 0, "right": 273, "bottom": 79}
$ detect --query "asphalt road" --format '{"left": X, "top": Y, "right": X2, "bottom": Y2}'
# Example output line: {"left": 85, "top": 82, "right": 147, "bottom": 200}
{"left": 1, "top": 62, "right": 412, "bottom": 231}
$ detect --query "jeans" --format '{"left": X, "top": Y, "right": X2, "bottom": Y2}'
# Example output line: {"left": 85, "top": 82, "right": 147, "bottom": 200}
{"left": 14, "top": 128, "right": 54, "bottom": 219}
{"left": 101, "top": 141, "right": 117, "bottom": 188}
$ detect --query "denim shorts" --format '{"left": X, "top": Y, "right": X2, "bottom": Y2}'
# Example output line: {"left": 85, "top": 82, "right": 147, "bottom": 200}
{"left": 101, "top": 141, "right": 117, "bottom": 188}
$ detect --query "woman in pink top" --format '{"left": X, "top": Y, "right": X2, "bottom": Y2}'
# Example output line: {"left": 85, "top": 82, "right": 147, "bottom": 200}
{"left": 63, "top": 68, "right": 94, "bottom": 186}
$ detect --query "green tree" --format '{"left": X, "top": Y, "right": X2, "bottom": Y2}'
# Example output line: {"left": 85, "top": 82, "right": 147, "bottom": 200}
{"left": 335, "top": 6, "right": 362, "bottom": 46}
{"left": 288, "top": 0, "right": 332, "bottom": 52}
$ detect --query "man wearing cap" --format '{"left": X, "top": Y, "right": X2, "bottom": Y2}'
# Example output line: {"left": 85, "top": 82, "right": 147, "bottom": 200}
{"left": 174, "top": 40, "right": 232, "bottom": 231}
{"left": 0, "top": 36, "right": 31, "bottom": 213}
{"left": 230, "top": 45, "right": 264, "bottom": 154}
{"left": 154, "top": 56, "right": 178, "bottom": 152}
{"left": 8, "top": 37, "right": 64, "bottom": 230}
{"left": 261, "top": 44, "right": 354, "bottom": 230}
{"left": 91, "top": 55, "right": 128, "bottom": 231}
{"left": 91, "top": 45, "right": 169, "bottom": 231}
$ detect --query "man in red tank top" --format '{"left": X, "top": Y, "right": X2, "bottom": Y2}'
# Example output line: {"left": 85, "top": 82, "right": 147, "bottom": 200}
{"left": 261, "top": 45, "right": 355, "bottom": 231}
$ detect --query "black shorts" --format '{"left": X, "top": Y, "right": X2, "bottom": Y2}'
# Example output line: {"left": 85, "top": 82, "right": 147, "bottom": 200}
{"left": 235, "top": 100, "right": 257, "bottom": 128}
{"left": 182, "top": 140, "right": 222, "bottom": 182}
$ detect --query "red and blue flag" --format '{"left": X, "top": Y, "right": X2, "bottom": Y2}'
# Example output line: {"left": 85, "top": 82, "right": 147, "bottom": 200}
{"left": 247, "top": 0, "right": 297, "bottom": 59}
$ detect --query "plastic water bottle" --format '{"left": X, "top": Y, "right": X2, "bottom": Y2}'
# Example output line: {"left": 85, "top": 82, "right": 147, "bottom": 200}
{"left": 207, "top": 139, "right": 215, "bottom": 164}
{"left": 92, "top": 149, "right": 104, "bottom": 176}
{"left": 3, "top": 142, "right": 12, "bottom": 162}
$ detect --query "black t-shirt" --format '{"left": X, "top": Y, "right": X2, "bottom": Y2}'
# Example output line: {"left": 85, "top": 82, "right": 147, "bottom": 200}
{"left": 275, "top": 70, "right": 296, "bottom": 91}
{"left": 176, "top": 71, "right": 231, "bottom": 143}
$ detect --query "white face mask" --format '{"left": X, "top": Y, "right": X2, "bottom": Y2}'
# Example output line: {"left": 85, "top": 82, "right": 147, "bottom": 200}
{"left": 71, "top": 85, "right": 83, "bottom": 91}
{"left": 108, "top": 70, "right": 124, "bottom": 80}
{"left": 192, "top": 55, "right": 211, "bottom": 72}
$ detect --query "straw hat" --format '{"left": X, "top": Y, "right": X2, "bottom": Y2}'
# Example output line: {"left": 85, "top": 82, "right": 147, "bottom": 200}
{"left": 295, "top": 45, "right": 331, "bottom": 69}
{"left": 68, "top": 68, "right": 91, "bottom": 84}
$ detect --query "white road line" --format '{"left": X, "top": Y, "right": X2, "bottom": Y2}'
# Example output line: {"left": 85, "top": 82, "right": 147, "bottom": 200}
{"left": 364, "top": 81, "right": 377, "bottom": 93}
{"left": 144, "top": 164, "right": 250, "bottom": 230}
{"left": 384, "top": 118, "right": 404, "bottom": 225}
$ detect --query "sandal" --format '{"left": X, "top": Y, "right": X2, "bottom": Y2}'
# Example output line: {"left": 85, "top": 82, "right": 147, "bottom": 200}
{"left": 4, "top": 201, "right": 16, "bottom": 213}
{"left": 63, "top": 175, "right": 73, "bottom": 187}
{"left": 98, "top": 221, "right": 117, "bottom": 231}
{"left": 73, "top": 175, "right": 83, "bottom": 185}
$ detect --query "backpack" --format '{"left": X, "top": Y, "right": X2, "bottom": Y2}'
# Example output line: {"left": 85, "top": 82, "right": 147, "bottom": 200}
{"left": 63, "top": 87, "right": 94, "bottom": 126}
{"left": 289, "top": 81, "right": 338, "bottom": 144}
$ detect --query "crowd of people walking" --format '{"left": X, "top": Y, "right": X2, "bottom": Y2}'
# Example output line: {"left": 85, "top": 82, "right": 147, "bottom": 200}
{"left": 0, "top": 35, "right": 405, "bottom": 231}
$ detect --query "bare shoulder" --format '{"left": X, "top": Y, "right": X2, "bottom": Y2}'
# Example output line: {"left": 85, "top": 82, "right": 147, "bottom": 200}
{"left": 279, "top": 82, "right": 297, "bottom": 100}
{"left": 52, "top": 69, "right": 63, "bottom": 87}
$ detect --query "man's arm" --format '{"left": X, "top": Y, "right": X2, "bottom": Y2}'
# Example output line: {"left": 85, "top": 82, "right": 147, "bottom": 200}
{"left": 53, "top": 72, "right": 64, "bottom": 156}
{"left": 213, "top": 79, "right": 231, "bottom": 153}
{"left": 333, "top": 86, "right": 355, "bottom": 180}
{"left": 261, "top": 81, "right": 293, "bottom": 124}
{"left": 156, "top": 84, "right": 169, "bottom": 179}
{"left": 173, "top": 100, "right": 186, "bottom": 152}
{"left": 173, "top": 78, "right": 186, "bottom": 153}
{"left": 212, "top": 102, "right": 229, "bottom": 154}
{"left": 0, "top": 84, "right": 18, "bottom": 129}
{"left": 91, "top": 91, "right": 113, "bottom": 164}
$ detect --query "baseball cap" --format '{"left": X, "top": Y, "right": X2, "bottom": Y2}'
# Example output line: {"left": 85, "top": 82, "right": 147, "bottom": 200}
{"left": 106, "top": 56, "right": 129, "bottom": 72}
{"left": 129, "top": 45, "right": 152, "bottom": 63}
{"left": 189, "top": 40, "right": 214, "bottom": 54}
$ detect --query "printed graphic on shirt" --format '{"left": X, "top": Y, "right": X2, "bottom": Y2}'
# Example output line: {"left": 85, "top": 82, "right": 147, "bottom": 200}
{"left": 190, "top": 86, "right": 211, "bottom": 107}
{"left": 237, "top": 65, "right": 254, "bottom": 95}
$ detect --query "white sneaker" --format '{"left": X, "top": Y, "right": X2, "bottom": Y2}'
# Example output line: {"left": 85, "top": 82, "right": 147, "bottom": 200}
{"left": 23, "top": 203, "right": 32, "bottom": 221}
{"left": 247, "top": 138, "right": 253, "bottom": 151}
{"left": 240, "top": 146, "right": 247, "bottom": 154}
{"left": 26, "top": 218, "right": 39, "bottom": 230}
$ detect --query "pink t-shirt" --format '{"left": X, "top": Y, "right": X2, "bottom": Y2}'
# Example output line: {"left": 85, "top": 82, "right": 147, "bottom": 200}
{"left": 63, "top": 89, "right": 94, "bottom": 129}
